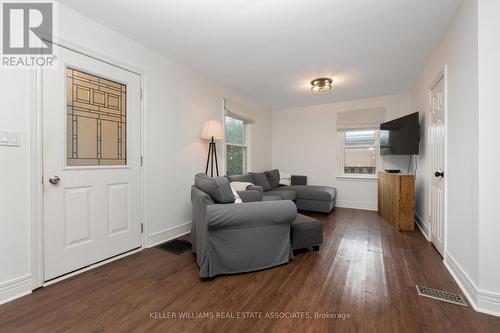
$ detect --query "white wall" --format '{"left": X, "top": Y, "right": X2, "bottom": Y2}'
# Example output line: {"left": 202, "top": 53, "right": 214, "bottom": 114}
{"left": 0, "top": 3, "right": 272, "bottom": 303}
{"left": 411, "top": 0, "right": 479, "bottom": 282}
{"left": 477, "top": 0, "right": 500, "bottom": 308}
{"left": 413, "top": 0, "right": 500, "bottom": 316}
{"left": 272, "top": 94, "right": 412, "bottom": 211}
{"left": 0, "top": 71, "right": 33, "bottom": 302}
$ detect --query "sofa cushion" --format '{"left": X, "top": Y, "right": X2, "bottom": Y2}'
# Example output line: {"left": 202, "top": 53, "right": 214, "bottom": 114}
{"left": 262, "top": 194, "right": 283, "bottom": 201}
{"left": 247, "top": 185, "right": 264, "bottom": 193}
{"left": 237, "top": 190, "right": 262, "bottom": 202}
{"left": 285, "top": 185, "right": 336, "bottom": 202}
{"left": 226, "top": 173, "right": 254, "bottom": 183}
{"left": 291, "top": 175, "right": 307, "bottom": 186}
{"left": 249, "top": 172, "right": 271, "bottom": 191}
{"left": 295, "top": 198, "right": 335, "bottom": 214}
{"left": 265, "top": 189, "right": 297, "bottom": 201}
{"left": 265, "top": 169, "right": 280, "bottom": 189}
{"left": 195, "top": 173, "right": 235, "bottom": 204}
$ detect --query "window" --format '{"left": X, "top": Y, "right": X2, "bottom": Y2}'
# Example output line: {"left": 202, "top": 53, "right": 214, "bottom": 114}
{"left": 66, "top": 68, "right": 126, "bottom": 166}
{"left": 224, "top": 115, "right": 248, "bottom": 176}
{"left": 337, "top": 129, "right": 379, "bottom": 178}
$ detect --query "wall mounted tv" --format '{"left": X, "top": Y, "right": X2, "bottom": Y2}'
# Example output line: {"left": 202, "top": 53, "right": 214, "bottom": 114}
{"left": 380, "top": 112, "right": 420, "bottom": 155}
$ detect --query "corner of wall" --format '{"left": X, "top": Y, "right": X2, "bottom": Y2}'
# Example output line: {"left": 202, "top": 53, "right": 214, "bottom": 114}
{"left": 445, "top": 251, "right": 500, "bottom": 317}
{"left": 415, "top": 214, "right": 430, "bottom": 241}
{"left": 146, "top": 222, "right": 192, "bottom": 248}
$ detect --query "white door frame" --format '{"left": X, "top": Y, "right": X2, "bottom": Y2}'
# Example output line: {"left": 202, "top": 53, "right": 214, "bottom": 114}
{"left": 29, "top": 38, "right": 148, "bottom": 289}
{"left": 427, "top": 65, "right": 448, "bottom": 261}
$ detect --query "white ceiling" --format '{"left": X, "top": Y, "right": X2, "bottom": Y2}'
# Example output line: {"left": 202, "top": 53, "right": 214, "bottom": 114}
{"left": 56, "top": 0, "right": 461, "bottom": 110}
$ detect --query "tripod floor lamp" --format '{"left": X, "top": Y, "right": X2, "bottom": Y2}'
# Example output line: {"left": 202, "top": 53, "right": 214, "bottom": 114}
{"left": 201, "top": 120, "right": 224, "bottom": 177}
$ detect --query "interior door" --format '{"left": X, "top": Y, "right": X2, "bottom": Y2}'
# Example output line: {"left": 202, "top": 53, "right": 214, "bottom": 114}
{"left": 43, "top": 45, "right": 142, "bottom": 281}
{"left": 430, "top": 77, "right": 445, "bottom": 256}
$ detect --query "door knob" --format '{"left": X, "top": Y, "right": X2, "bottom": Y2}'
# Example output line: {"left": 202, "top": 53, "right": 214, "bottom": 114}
{"left": 434, "top": 171, "right": 444, "bottom": 178}
{"left": 48, "top": 175, "right": 61, "bottom": 185}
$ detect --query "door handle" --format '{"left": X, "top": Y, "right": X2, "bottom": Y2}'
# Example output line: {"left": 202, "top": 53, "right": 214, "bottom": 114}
{"left": 48, "top": 175, "right": 61, "bottom": 185}
{"left": 434, "top": 171, "right": 444, "bottom": 178}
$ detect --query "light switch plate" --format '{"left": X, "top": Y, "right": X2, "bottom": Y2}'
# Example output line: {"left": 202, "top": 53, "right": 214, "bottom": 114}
{"left": 8, "top": 132, "right": 19, "bottom": 145}
{"left": 0, "top": 130, "right": 21, "bottom": 146}
{"left": 0, "top": 130, "right": 9, "bottom": 144}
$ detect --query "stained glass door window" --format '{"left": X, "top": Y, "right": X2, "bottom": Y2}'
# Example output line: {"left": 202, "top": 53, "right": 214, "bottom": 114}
{"left": 66, "top": 68, "right": 126, "bottom": 166}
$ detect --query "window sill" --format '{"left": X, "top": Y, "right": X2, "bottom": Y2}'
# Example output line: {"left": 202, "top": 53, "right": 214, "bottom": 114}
{"left": 337, "top": 175, "right": 378, "bottom": 181}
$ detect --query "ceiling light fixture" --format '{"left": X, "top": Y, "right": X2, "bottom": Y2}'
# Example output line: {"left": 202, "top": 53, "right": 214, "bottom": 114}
{"left": 310, "top": 77, "right": 333, "bottom": 94}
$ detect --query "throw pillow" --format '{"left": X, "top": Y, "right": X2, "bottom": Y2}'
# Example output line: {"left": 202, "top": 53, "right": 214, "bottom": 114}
{"left": 249, "top": 172, "right": 271, "bottom": 191}
{"left": 265, "top": 169, "right": 280, "bottom": 189}
{"left": 194, "top": 173, "right": 235, "bottom": 203}
{"left": 279, "top": 171, "right": 292, "bottom": 186}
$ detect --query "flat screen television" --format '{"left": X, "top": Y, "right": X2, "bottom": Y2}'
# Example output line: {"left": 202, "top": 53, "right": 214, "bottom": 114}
{"left": 380, "top": 112, "right": 419, "bottom": 155}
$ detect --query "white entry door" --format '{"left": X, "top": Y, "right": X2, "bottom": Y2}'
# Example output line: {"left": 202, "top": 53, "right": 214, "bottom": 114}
{"left": 43, "top": 45, "right": 142, "bottom": 281}
{"left": 430, "top": 77, "right": 445, "bottom": 257}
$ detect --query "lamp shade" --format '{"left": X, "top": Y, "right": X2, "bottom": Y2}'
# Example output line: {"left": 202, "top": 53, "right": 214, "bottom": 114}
{"left": 201, "top": 120, "right": 224, "bottom": 140}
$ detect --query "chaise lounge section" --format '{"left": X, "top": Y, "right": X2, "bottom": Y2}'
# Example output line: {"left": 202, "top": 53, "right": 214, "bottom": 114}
{"left": 227, "top": 169, "right": 336, "bottom": 214}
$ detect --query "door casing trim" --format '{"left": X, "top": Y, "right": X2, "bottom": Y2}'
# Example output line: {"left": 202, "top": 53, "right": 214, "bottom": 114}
{"left": 30, "top": 38, "right": 148, "bottom": 289}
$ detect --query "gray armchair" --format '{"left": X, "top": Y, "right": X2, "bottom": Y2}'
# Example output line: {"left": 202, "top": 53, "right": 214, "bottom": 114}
{"left": 191, "top": 177, "right": 297, "bottom": 278}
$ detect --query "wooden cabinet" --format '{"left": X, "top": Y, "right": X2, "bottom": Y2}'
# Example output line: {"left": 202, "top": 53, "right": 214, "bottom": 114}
{"left": 378, "top": 172, "right": 415, "bottom": 231}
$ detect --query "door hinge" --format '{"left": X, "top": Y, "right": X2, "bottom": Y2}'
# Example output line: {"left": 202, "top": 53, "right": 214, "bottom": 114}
{"left": 140, "top": 155, "right": 143, "bottom": 166}
{"left": 141, "top": 223, "right": 144, "bottom": 234}
{"left": 140, "top": 88, "right": 143, "bottom": 100}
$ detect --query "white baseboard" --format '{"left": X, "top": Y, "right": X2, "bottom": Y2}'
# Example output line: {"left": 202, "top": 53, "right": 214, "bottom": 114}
{"left": 336, "top": 200, "right": 377, "bottom": 211}
{"left": 415, "top": 214, "right": 430, "bottom": 241}
{"left": 0, "top": 274, "right": 32, "bottom": 305}
{"left": 444, "top": 252, "right": 479, "bottom": 309}
{"left": 477, "top": 289, "right": 500, "bottom": 317}
{"left": 147, "top": 222, "right": 192, "bottom": 248}
{"left": 445, "top": 252, "right": 500, "bottom": 317}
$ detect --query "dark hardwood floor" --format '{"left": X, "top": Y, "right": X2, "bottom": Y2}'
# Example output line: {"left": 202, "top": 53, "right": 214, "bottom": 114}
{"left": 1, "top": 208, "right": 500, "bottom": 332}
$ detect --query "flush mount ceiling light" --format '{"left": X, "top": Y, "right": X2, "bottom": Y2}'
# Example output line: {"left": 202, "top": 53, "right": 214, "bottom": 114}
{"left": 310, "top": 77, "right": 333, "bottom": 94}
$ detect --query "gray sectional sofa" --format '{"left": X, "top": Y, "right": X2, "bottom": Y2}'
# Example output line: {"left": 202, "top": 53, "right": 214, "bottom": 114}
{"left": 227, "top": 169, "right": 336, "bottom": 214}
{"left": 190, "top": 172, "right": 333, "bottom": 278}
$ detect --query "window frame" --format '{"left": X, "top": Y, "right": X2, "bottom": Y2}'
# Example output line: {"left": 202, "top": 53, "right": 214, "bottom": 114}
{"left": 337, "top": 128, "right": 380, "bottom": 180}
{"left": 224, "top": 115, "right": 250, "bottom": 176}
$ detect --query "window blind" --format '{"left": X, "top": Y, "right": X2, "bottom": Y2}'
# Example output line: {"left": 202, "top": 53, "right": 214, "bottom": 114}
{"left": 336, "top": 108, "right": 386, "bottom": 130}
{"left": 224, "top": 99, "right": 255, "bottom": 124}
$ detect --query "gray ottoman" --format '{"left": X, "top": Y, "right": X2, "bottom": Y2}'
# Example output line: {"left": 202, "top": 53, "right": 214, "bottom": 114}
{"left": 291, "top": 214, "right": 323, "bottom": 251}
{"left": 293, "top": 186, "right": 336, "bottom": 214}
